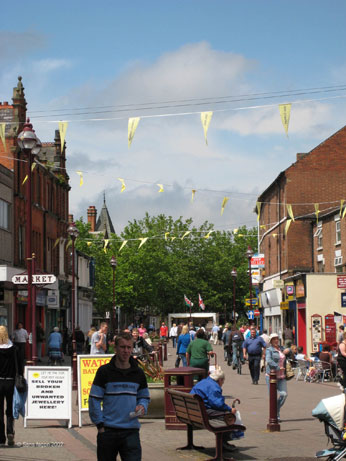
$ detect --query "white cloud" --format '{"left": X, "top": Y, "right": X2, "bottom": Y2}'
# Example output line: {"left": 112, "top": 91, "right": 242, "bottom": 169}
{"left": 35, "top": 58, "right": 72, "bottom": 73}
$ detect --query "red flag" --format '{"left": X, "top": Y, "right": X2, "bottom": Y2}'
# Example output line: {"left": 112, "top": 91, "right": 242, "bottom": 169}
{"left": 184, "top": 294, "right": 193, "bottom": 307}
{"left": 199, "top": 293, "right": 205, "bottom": 311}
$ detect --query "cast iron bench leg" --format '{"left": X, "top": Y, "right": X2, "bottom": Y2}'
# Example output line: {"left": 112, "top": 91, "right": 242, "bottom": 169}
{"left": 177, "top": 424, "right": 205, "bottom": 451}
{"left": 206, "top": 433, "right": 235, "bottom": 461}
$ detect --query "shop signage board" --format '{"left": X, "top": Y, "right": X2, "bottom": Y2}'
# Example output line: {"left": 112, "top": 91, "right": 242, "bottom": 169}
{"left": 280, "top": 301, "right": 289, "bottom": 310}
{"left": 311, "top": 314, "right": 323, "bottom": 353}
{"left": 337, "top": 276, "right": 346, "bottom": 289}
{"left": 250, "top": 254, "right": 265, "bottom": 268}
{"left": 273, "top": 280, "right": 284, "bottom": 289}
{"left": 12, "top": 274, "right": 56, "bottom": 285}
{"left": 24, "top": 366, "right": 71, "bottom": 428}
{"left": 77, "top": 354, "right": 113, "bottom": 427}
{"left": 325, "top": 314, "right": 337, "bottom": 345}
{"left": 245, "top": 298, "right": 258, "bottom": 306}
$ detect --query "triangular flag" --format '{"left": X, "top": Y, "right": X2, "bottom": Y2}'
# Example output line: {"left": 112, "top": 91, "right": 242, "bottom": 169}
{"left": 22, "top": 175, "right": 28, "bottom": 185}
{"left": 118, "top": 178, "right": 126, "bottom": 193}
{"left": 0, "top": 123, "right": 6, "bottom": 152}
{"left": 200, "top": 111, "right": 213, "bottom": 145}
{"left": 76, "top": 171, "right": 83, "bottom": 186}
{"left": 128, "top": 117, "right": 140, "bottom": 148}
{"left": 198, "top": 294, "right": 205, "bottom": 311}
{"left": 171, "top": 237, "right": 176, "bottom": 241}
{"left": 31, "top": 162, "right": 36, "bottom": 172}
{"left": 279, "top": 103, "right": 291, "bottom": 137}
{"left": 233, "top": 228, "right": 238, "bottom": 234}
{"left": 343, "top": 205, "right": 346, "bottom": 220}
{"left": 287, "top": 204, "right": 295, "bottom": 221}
{"left": 191, "top": 189, "right": 196, "bottom": 202}
{"left": 181, "top": 231, "right": 191, "bottom": 240}
{"left": 53, "top": 238, "right": 60, "bottom": 249}
{"left": 256, "top": 202, "right": 261, "bottom": 221}
{"left": 66, "top": 240, "right": 72, "bottom": 249}
{"left": 87, "top": 242, "right": 92, "bottom": 247}
{"left": 157, "top": 184, "right": 164, "bottom": 193}
{"left": 260, "top": 225, "right": 266, "bottom": 229}
{"left": 138, "top": 237, "right": 148, "bottom": 249}
{"left": 340, "top": 200, "right": 345, "bottom": 217}
{"left": 272, "top": 233, "right": 277, "bottom": 238}
{"left": 204, "top": 230, "right": 214, "bottom": 239}
{"left": 119, "top": 240, "right": 128, "bottom": 252}
{"left": 314, "top": 203, "right": 320, "bottom": 224}
{"left": 285, "top": 219, "right": 292, "bottom": 235}
{"left": 58, "top": 121, "right": 68, "bottom": 152}
{"left": 103, "top": 239, "right": 109, "bottom": 253}
{"left": 221, "top": 197, "right": 229, "bottom": 215}
{"left": 164, "top": 232, "right": 170, "bottom": 240}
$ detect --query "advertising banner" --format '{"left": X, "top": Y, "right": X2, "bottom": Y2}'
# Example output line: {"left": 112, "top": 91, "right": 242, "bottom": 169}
{"left": 24, "top": 366, "right": 71, "bottom": 428}
{"left": 77, "top": 354, "right": 113, "bottom": 427}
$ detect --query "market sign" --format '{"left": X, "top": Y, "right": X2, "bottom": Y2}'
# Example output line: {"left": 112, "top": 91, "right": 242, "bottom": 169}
{"left": 12, "top": 274, "right": 56, "bottom": 285}
{"left": 337, "top": 276, "right": 346, "bottom": 289}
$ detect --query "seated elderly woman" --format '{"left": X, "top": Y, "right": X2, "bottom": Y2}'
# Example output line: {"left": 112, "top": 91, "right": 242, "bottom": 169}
{"left": 190, "top": 368, "right": 243, "bottom": 453}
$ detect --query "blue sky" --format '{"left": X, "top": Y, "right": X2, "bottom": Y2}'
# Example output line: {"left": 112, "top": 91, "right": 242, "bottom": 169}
{"left": 1, "top": 1, "right": 346, "bottom": 233}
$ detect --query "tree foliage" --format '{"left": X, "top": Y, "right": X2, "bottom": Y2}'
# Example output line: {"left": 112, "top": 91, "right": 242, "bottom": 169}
{"left": 75, "top": 213, "right": 258, "bottom": 321}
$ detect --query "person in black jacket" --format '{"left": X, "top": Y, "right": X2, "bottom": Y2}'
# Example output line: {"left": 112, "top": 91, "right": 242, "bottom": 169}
{"left": 75, "top": 326, "right": 85, "bottom": 354}
{"left": 0, "top": 326, "right": 16, "bottom": 446}
{"left": 131, "top": 329, "right": 153, "bottom": 359}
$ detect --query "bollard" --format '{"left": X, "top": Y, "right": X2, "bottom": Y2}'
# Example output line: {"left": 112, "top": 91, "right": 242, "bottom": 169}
{"left": 267, "top": 370, "right": 280, "bottom": 432}
{"left": 163, "top": 341, "right": 167, "bottom": 361}
{"left": 158, "top": 343, "right": 163, "bottom": 366}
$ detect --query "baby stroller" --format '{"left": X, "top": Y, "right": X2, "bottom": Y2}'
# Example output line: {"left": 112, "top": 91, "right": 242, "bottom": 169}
{"left": 312, "top": 392, "right": 346, "bottom": 460}
{"left": 48, "top": 348, "right": 63, "bottom": 366}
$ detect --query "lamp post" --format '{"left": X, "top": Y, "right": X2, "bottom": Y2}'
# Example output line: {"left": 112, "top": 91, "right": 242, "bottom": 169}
{"left": 231, "top": 268, "right": 237, "bottom": 325}
{"left": 17, "top": 119, "right": 41, "bottom": 365}
{"left": 67, "top": 221, "right": 79, "bottom": 390}
{"left": 110, "top": 256, "right": 117, "bottom": 334}
{"left": 246, "top": 246, "right": 254, "bottom": 323}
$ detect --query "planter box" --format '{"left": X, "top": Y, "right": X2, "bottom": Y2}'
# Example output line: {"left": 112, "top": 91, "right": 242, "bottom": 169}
{"left": 141, "top": 382, "right": 164, "bottom": 419}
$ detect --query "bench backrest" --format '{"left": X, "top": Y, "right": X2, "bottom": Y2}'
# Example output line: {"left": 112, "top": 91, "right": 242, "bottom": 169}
{"left": 167, "top": 389, "right": 209, "bottom": 429}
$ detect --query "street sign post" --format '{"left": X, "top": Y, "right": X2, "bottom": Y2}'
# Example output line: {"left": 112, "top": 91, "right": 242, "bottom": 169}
{"left": 254, "top": 309, "right": 260, "bottom": 317}
{"left": 245, "top": 298, "right": 258, "bottom": 306}
{"left": 12, "top": 274, "right": 56, "bottom": 285}
{"left": 247, "top": 310, "right": 254, "bottom": 320}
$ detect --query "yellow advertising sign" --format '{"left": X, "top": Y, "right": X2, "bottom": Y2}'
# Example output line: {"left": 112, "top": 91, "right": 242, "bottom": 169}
{"left": 280, "top": 301, "right": 289, "bottom": 310}
{"left": 78, "top": 355, "right": 112, "bottom": 410}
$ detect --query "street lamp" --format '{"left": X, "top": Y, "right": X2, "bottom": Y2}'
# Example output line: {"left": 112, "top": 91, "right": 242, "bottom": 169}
{"left": 231, "top": 268, "right": 237, "bottom": 325}
{"left": 17, "top": 119, "right": 41, "bottom": 365}
{"left": 67, "top": 221, "right": 79, "bottom": 390}
{"left": 246, "top": 246, "right": 254, "bottom": 323}
{"left": 110, "top": 256, "right": 117, "bottom": 334}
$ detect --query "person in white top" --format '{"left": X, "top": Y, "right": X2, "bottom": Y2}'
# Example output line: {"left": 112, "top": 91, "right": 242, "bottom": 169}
{"left": 169, "top": 323, "right": 178, "bottom": 348}
{"left": 90, "top": 323, "right": 108, "bottom": 354}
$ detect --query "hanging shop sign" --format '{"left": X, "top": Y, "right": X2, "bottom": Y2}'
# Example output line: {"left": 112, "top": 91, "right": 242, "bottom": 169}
{"left": 325, "top": 314, "right": 337, "bottom": 345}
{"left": 12, "top": 274, "right": 56, "bottom": 285}
{"left": 77, "top": 354, "right": 113, "bottom": 427}
{"left": 24, "top": 366, "right": 71, "bottom": 428}
{"left": 296, "top": 280, "right": 305, "bottom": 298}
{"left": 337, "top": 276, "right": 346, "bottom": 289}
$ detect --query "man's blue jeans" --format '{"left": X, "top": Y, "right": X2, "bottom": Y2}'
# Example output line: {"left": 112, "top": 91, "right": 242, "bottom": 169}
{"left": 172, "top": 337, "right": 177, "bottom": 348}
{"left": 97, "top": 428, "right": 141, "bottom": 461}
{"left": 265, "top": 375, "right": 288, "bottom": 417}
{"left": 179, "top": 353, "right": 187, "bottom": 367}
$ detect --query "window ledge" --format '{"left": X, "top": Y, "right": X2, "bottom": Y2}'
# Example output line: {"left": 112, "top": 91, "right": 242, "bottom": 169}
{"left": 335, "top": 242, "right": 342, "bottom": 246}
{"left": 317, "top": 246, "right": 323, "bottom": 251}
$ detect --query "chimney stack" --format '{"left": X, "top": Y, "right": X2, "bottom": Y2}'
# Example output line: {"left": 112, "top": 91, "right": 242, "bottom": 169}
{"left": 68, "top": 214, "right": 74, "bottom": 223}
{"left": 87, "top": 206, "right": 97, "bottom": 232}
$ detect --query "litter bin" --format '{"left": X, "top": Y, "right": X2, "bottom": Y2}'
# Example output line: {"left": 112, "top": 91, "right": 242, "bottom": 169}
{"left": 164, "top": 367, "right": 206, "bottom": 430}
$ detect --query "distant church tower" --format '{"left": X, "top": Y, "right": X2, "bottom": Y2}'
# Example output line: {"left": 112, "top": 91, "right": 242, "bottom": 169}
{"left": 87, "top": 194, "right": 115, "bottom": 238}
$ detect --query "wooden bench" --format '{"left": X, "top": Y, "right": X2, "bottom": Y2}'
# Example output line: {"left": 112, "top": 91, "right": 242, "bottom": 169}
{"left": 167, "top": 388, "right": 246, "bottom": 461}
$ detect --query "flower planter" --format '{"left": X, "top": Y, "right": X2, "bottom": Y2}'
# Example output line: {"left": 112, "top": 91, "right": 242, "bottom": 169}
{"left": 141, "top": 382, "right": 164, "bottom": 419}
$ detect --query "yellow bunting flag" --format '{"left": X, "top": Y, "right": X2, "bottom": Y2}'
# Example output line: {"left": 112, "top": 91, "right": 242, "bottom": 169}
{"left": 260, "top": 225, "right": 266, "bottom": 229}
{"left": 66, "top": 240, "right": 72, "bottom": 249}
{"left": 314, "top": 203, "right": 320, "bottom": 224}
{"left": 191, "top": 189, "right": 196, "bottom": 202}
{"left": 272, "top": 234, "right": 278, "bottom": 238}
{"left": 181, "top": 231, "right": 191, "bottom": 240}
{"left": 118, "top": 178, "right": 126, "bottom": 193}
{"left": 104, "top": 239, "right": 109, "bottom": 253}
{"left": 200, "top": 111, "right": 213, "bottom": 145}
{"left": 233, "top": 228, "right": 238, "bottom": 234}
{"left": 256, "top": 202, "right": 261, "bottom": 221}
{"left": 58, "top": 121, "right": 68, "bottom": 152}
{"left": 31, "top": 162, "right": 36, "bottom": 172}
{"left": 287, "top": 204, "right": 295, "bottom": 221}
{"left": 53, "top": 238, "right": 60, "bottom": 249}
{"left": 343, "top": 206, "right": 346, "bottom": 220}
{"left": 76, "top": 171, "right": 83, "bottom": 187}
{"left": 87, "top": 242, "right": 92, "bottom": 247}
{"left": 279, "top": 104, "right": 291, "bottom": 137}
{"left": 204, "top": 230, "right": 214, "bottom": 239}
{"left": 285, "top": 219, "right": 292, "bottom": 235}
{"left": 165, "top": 232, "right": 170, "bottom": 240}
{"left": 119, "top": 240, "right": 128, "bottom": 252}
{"left": 157, "top": 184, "right": 164, "bottom": 193}
{"left": 221, "top": 197, "right": 229, "bottom": 216}
{"left": 171, "top": 237, "right": 176, "bottom": 241}
{"left": 340, "top": 200, "right": 345, "bottom": 217}
{"left": 138, "top": 237, "right": 148, "bottom": 249}
{"left": 22, "top": 175, "right": 28, "bottom": 185}
{"left": 128, "top": 117, "right": 140, "bottom": 148}
{"left": 0, "top": 123, "right": 6, "bottom": 152}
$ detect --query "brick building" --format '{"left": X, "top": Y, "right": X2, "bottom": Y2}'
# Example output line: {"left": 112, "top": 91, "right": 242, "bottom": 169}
{"left": 257, "top": 126, "right": 346, "bottom": 353}
{"left": 0, "top": 77, "right": 71, "bottom": 338}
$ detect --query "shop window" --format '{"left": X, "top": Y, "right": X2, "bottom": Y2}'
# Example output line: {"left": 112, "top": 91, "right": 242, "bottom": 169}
{"left": 314, "top": 224, "right": 322, "bottom": 248}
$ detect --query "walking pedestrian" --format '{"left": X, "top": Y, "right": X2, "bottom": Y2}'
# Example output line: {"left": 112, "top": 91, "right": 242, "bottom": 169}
{"left": 229, "top": 326, "right": 244, "bottom": 369}
{"left": 12, "top": 322, "right": 28, "bottom": 374}
{"left": 283, "top": 326, "right": 294, "bottom": 348}
{"left": 243, "top": 327, "right": 266, "bottom": 384}
{"left": 265, "top": 333, "right": 290, "bottom": 421}
{"left": 86, "top": 327, "right": 96, "bottom": 354}
{"left": 91, "top": 323, "right": 108, "bottom": 355}
{"left": 75, "top": 326, "right": 85, "bottom": 354}
{"left": 159, "top": 322, "right": 168, "bottom": 340}
{"left": 169, "top": 323, "right": 178, "bottom": 348}
{"left": 186, "top": 328, "right": 214, "bottom": 375}
{"left": 176, "top": 325, "right": 190, "bottom": 366}
{"left": 0, "top": 326, "right": 16, "bottom": 446}
{"left": 89, "top": 332, "right": 150, "bottom": 461}
{"left": 211, "top": 324, "right": 219, "bottom": 345}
